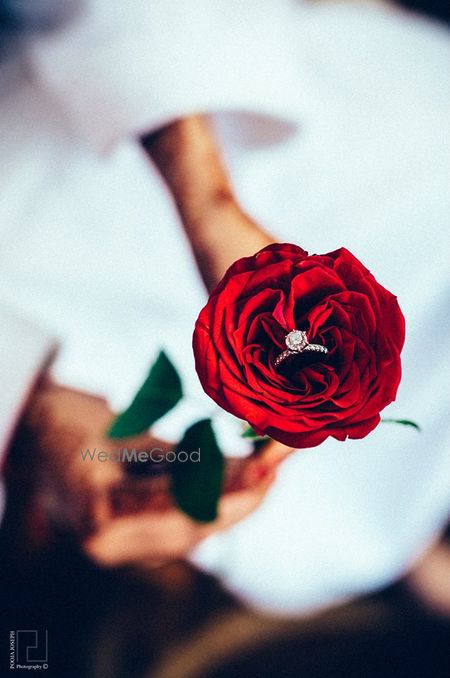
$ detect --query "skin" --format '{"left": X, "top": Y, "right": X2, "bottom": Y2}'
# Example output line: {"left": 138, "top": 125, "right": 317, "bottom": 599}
{"left": 10, "top": 115, "right": 292, "bottom": 567}
{"left": 142, "top": 116, "right": 277, "bottom": 292}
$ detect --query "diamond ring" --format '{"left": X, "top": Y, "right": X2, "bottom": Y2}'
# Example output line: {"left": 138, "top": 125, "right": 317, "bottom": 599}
{"left": 274, "top": 329, "right": 328, "bottom": 368}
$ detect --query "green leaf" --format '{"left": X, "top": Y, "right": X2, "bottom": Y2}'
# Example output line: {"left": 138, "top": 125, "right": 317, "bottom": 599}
{"left": 242, "top": 425, "right": 269, "bottom": 442}
{"left": 170, "top": 419, "right": 225, "bottom": 523}
{"left": 381, "top": 418, "right": 421, "bottom": 432}
{"left": 107, "top": 350, "right": 182, "bottom": 438}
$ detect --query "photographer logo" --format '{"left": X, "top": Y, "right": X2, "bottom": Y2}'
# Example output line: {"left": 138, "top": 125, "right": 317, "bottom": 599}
{"left": 9, "top": 630, "right": 48, "bottom": 670}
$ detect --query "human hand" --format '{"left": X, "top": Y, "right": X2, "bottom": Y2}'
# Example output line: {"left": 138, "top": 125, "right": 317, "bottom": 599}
{"left": 6, "top": 378, "right": 290, "bottom": 567}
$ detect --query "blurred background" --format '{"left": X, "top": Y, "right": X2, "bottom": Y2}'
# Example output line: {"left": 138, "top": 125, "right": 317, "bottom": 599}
{"left": 1, "top": 0, "right": 449, "bottom": 676}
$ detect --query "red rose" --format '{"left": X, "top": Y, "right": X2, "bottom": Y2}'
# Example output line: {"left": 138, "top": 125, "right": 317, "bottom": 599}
{"left": 193, "top": 244, "right": 405, "bottom": 448}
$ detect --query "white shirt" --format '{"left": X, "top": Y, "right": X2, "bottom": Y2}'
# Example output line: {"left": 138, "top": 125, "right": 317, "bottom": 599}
{"left": 0, "top": 0, "right": 449, "bottom": 612}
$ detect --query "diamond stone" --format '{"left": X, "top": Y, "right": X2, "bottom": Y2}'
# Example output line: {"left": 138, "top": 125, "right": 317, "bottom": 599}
{"left": 285, "top": 330, "right": 308, "bottom": 351}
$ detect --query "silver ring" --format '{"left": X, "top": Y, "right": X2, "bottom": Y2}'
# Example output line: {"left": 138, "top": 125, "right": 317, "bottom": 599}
{"left": 274, "top": 330, "right": 328, "bottom": 368}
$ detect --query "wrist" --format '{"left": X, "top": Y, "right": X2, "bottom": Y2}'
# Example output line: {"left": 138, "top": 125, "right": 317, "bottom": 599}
{"left": 142, "top": 116, "right": 235, "bottom": 217}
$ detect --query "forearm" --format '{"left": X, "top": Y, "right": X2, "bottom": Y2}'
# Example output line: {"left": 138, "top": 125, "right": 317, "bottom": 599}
{"left": 142, "top": 116, "right": 275, "bottom": 291}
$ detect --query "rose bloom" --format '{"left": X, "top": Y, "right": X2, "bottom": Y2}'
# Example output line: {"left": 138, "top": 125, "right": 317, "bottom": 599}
{"left": 193, "top": 244, "right": 405, "bottom": 448}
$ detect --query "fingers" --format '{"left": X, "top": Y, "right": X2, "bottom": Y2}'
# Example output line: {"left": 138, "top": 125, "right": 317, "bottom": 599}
{"left": 83, "top": 509, "right": 201, "bottom": 566}
{"left": 83, "top": 467, "right": 277, "bottom": 568}
{"left": 73, "top": 434, "right": 175, "bottom": 531}
{"left": 201, "top": 468, "right": 277, "bottom": 538}
{"left": 77, "top": 432, "right": 175, "bottom": 489}
{"left": 70, "top": 410, "right": 284, "bottom": 567}
{"left": 254, "top": 440, "right": 294, "bottom": 470}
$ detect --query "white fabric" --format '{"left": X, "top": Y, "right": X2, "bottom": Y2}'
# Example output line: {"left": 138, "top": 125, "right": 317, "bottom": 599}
{"left": 0, "top": 0, "right": 449, "bottom": 612}
{"left": 29, "top": 0, "right": 302, "bottom": 151}
{"left": 0, "top": 307, "right": 55, "bottom": 519}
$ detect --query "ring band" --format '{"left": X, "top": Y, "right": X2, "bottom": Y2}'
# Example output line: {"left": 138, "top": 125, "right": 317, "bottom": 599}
{"left": 274, "top": 330, "right": 328, "bottom": 368}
